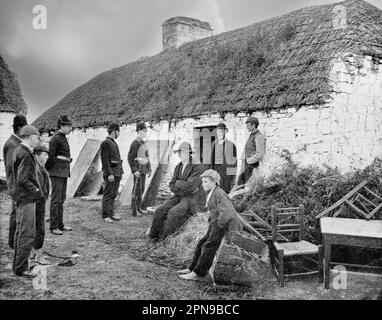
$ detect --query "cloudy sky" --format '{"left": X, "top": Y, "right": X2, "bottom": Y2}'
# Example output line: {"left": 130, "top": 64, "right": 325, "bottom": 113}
{"left": 1, "top": 0, "right": 381, "bottom": 122}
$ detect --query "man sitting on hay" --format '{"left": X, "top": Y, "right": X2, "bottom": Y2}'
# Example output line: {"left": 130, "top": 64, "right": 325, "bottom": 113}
{"left": 149, "top": 141, "right": 206, "bottom": 242}
{"left": 178, "top": 169, "right": 242, "bottom": 281}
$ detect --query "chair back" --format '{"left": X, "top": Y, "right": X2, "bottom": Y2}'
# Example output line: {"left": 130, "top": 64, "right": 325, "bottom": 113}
{"left": 271, "top": 205, "right": 304, "bottom": 242}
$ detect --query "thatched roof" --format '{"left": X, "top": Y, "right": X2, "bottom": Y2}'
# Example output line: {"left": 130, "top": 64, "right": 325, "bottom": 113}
{"left": 34, "top": 0, "right": 382, "bottom": 130}
{"left": 0, "top": 55, "right": 27, "bottom": 114}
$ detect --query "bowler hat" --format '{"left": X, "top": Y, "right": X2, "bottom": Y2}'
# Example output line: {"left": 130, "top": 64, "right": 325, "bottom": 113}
{"left": 34, "top": 145, "right": 50, "bottom": 155}
{"left": 57, "top": 115, "right": 72, "bottom": 127}
{"left": 200, "top": 169, "right": 221, "bottom": 186}
{"left": 245, "top": 117, "right": 259, "bottom": 126}
{"left": 136, "top": 122, "right": 147, "bottom": 132}
{"left": 20, "top": 125, "right": 40, "bottom": 137}
{"left": 108, "top": 122, "right": 120, "bottom": 132}
{"left": 173, "top": 141, "right": 194, "bottom": 154}
{"left": 12, "top": 114, "right": 27, "bottom": 128}
{"left": 216, "top": 123, "right": 228, "bottom": 131}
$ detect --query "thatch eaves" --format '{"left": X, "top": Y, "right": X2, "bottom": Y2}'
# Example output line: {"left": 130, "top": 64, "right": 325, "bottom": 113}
{"left": 0, "top": 55, "right": 27, "bottom": 114}
{"left": 33, "top": 0, "right": 382, "bottom": 130}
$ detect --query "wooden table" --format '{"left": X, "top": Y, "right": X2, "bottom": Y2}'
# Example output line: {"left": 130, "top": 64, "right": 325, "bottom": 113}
{"left": 320, "top": 217, "right": 382, "bottom": 289}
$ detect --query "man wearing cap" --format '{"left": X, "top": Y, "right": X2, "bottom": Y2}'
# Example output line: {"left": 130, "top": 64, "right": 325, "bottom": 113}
{"left": 46, "top": 115, "right": 73, "bottom": 235}
{"left": 128, "top": 122, "right": 152, "bottom": 216}
{"left": 101, "top": 123, "right": 124, "bottom": 223}
{"left": 3, "top": 114, "right": 27, "bottom": 249}
{"left": 238, "top": 117, "right": 266, "bottom": 184}
{"left": 32, "top": 145, "right": 51, "bottom": 265}
{"left": 149, "top": 141, "right": 206, "bottom": 241}
{"left": 178, "top": 169, "right": 241, "bottom": 281}
{"left": 11, "top": 125, "right": 42, "bottom": 278}
{"left": 211, "top": 123, "right": 237, "bottom": 193}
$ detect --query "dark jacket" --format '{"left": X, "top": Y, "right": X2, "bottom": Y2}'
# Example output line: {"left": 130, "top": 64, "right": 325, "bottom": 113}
{"left": 211, "top": 139, "right": 237, "bottom": 168}
{"left": 36, "top": 161, "right": 50, "bottom": 199}
{"left": 169, "top": 158, "right": 206, "bottom": 197}
{"left": 46, "top": 132, "right": 71, "bottom": 178}
{"left": 207, "top": 186, "right": 242, "bottom": 231}
{"left": 2, "top": 134, "right": 22, "bottom": 190}
{"left": 101, "top": 137, "right": 124, "bottom": 177}
{"left": 11, "top": 144, "right": 43, "bottom": 205}
{"left": 128, "top": 138, "right": 151, "bottom": 175}
{"left": 243, "top": 129, "right": 266, "bottom": 166}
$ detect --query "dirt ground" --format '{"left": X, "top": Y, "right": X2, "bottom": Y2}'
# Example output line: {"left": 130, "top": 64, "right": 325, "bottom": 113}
{"left": 0, "top": 190, "right": 381, "bottom": 300}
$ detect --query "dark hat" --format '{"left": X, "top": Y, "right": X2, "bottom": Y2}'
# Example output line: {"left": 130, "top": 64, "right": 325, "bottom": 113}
{"left": 173, "top": 141, "right": 194, "bottom": 154}
{"left": 57, "top": 115, "right": 72, "bottom": 127}
{"left": 107, "top": 122, "right": 120, "bottom": 132}
{"left": 216, "top": 123, "right": 228, "bottom": 131}
{"left": 245, "top": 117, "right": 259, "bottom": 126}
{"left": 20, "top": 125, "right": 40, "bottom": 137}
{"left": 12, "top": 114, "right": 27, "bottom": 128}
{"left": 34, "top": 145, "right": 50, "bottom": 155}
{"left": 136, "top": 122, "right": 147, "bottom": 132}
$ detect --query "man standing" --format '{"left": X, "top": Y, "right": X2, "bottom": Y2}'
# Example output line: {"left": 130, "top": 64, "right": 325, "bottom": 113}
{"left": 46, "top": 115, "right": 73, "bottom": 235}
{"left": 33, "top": 145, "right": 51, "bottom": 265}
{"left": 3, "top": 114, "right": 27, "bottom": 249}
{"left": 238, "top": 117, "right": 266, "bottom": 185}
{"left": 11, "top": 125, "right": 42, "bottom": 278}
{"left": 101, "top": 123, "right": 124, "bottom": 223}
{"left": 211, "top": 123, "right": 237, "bottom": 193}
{"left": 149, "top": 142, "right": 206, "bottom": 241}
{"left": 128, "top": 122, "right": 151, "bottom": 217}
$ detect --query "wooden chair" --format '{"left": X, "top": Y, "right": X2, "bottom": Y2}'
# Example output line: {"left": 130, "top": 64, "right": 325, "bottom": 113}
{"left": 270, "top": 205, "right": 323, "bottom": 287}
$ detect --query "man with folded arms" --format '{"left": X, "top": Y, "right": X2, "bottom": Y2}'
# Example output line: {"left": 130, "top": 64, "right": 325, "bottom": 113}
{"left": 149, "top": 141, "right": 206, "bottom": 241}
{"left": 11, "top": 125, "right": 42, "bottom": 278}
{"left": 46, "top": 115, "right": 73, "bottom": 235}
{"left": 101, "top": 122, "right": 124, "bottom": 223}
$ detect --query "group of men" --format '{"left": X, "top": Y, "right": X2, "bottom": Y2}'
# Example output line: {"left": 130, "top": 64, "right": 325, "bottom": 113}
{"left": 3, "top": 114, "right": 73, "bottom": 278}
{"left": 3, "top": 112, "right": 265, "bottom": 281}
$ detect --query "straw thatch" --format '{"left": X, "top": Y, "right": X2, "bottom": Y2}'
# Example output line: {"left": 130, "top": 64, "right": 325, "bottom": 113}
{"left": 0, "top": 55, "right": 27, "bottom": 114}
{"left": 33, "top": 0, "right": 382, "bottom": 130}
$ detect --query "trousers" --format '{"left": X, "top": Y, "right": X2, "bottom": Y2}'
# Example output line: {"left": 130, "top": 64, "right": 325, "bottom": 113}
{"left": 102, "top": 175, "right": 121, "bottom": 218}
{"left": 49, "top": 177, "right": 67, "bottom": 230}
{"left": 13, "top": 202, "right": 36, "bottom": 275}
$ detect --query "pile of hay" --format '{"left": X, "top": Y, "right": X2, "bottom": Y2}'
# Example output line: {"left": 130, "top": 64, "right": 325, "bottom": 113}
{"left": 143, "top": 212, "right": 209, "bottom": 268}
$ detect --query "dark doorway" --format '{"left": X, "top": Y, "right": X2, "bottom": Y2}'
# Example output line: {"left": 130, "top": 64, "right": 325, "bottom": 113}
{"left": 193, "top": 125, "right": 217, "bottom": 165}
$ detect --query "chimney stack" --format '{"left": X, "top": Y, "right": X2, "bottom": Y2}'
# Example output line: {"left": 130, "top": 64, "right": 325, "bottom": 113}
{"left": 162, "top": 16, "right": 213, "bottom": 50}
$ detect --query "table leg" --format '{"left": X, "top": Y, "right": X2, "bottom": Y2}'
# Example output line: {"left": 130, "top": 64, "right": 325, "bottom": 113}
{"left": 324, "top": 235, "right": 331, "bottom": 289}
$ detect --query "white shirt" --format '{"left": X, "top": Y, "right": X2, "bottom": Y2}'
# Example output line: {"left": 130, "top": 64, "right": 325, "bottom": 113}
{"left": 205, "top": 185, "right": 217, "bottom": 208}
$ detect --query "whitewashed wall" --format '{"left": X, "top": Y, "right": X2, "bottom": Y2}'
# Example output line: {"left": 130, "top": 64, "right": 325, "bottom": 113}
{"left": 0, "top": 112, "right": 16, "bottom": 178}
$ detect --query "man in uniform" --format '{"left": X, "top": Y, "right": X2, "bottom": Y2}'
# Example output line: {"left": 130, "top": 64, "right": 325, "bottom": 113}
{"left": 11, "top": 125, "right": 42, "bottom": 278}
{"left": 211, "top": 123, "right": 237, "bottom": 193}
{"left": 3, "top": 114, "right": 27, "bottom": 249}
{"left": 46, "top": 115, "right": 73, "bottom": 235}
{"left": 128, "top": 122, "right": 151, "bottom": 216}
{"left": 238, "top": 117, "right": 266, "bottom": 185}
{"left": 149, "top": 141, "right": 206, "bottom": 241}
{"left": 100, "top": 122, "right": 124, "bottom": 223}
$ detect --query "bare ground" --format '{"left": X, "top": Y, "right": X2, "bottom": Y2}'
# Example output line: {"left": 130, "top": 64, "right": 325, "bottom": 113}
{"left": 0, "top": 190, "right": 381, "bottom": 300}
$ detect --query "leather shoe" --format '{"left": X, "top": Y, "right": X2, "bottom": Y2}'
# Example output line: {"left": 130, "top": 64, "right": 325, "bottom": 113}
{"left": 60, "top": 226, "right": 72, "bottom": 231}
{"left": 51, "top": 229, "right": 63, "bottom": 235}
{"left": 104, "top": 217, "right": 114, "bottom": 223}
{"left": 111, "top": 215, "right": 121, "bottom": 221}
{"left": 16, "top": 270, "right": 37, "bottom": 279}
{"left": 138, "top": 208, "right": 148, "bottom": 214}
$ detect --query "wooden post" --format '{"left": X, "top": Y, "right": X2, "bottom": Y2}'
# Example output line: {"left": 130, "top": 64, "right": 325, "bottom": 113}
{"left": 271, "top": 206, "right": 277, "bottom": 242}
{"left": 323, "top": 234, "right": 331, "bottom": 289}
